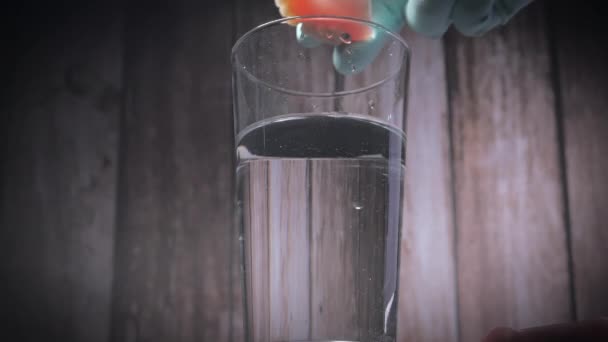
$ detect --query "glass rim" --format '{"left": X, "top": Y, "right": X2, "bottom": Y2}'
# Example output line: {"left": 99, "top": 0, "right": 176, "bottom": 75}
{"left": 231, "top": 15, "right": 410, "bottom": 98}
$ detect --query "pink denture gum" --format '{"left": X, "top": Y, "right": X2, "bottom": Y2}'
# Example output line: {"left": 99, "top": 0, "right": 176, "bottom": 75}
{"left": 275, "top": 0, "right": 373, "bottom": 42}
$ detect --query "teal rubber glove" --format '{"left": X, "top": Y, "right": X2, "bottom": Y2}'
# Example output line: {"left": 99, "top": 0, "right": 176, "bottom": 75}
{"left": 296, "top": 0, "right": 533, "bottom": 75}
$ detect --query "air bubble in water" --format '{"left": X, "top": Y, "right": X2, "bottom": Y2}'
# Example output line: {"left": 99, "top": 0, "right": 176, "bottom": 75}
{"left": 339, "top": 33, "right": 352, "bottom": 44}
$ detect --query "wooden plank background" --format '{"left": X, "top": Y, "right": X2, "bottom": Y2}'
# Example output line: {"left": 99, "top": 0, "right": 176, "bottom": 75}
{"left": 2, "top": 0, "right": 607, "bottom": 341}
{"left": 2, "top": 2, "right": 123, "bottom": 341}
{"left": 445, "top": 3, "right": 572, "bottom": 340}
{"left": 550, "top": 1, "right": 608, "bottom": 322}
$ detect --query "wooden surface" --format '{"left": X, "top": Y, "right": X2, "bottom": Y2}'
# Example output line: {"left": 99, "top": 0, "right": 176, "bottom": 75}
{"left": 446, "top": 2, "right": 572, "bottom": 341}
{"left": 398, "top": 27, "right": 458, "bottom": 342}
{"left": 2, "top": 0, "right": 608, "bottom": 341}
{"left": 551, "top": 1, "right": 608, "bottom": 320}
{"left": 1, "top": 3, "right": 122, "bottom": 341}
{"left": 267, "top": 161, "right": 310, "bottom": 340}
{"left": 309, "top": 163, "right": 358, "bottom": 340}
{"left": 110, "top": 2, "right": 235, "bottom": 341}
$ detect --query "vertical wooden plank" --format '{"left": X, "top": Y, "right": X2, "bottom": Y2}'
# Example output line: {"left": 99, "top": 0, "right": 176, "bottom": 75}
{"left": 240, "top": 160, "right": 311, "bottom": 342}
{"left": 110, "top": 1, "right": 234, "bottom": 341}
{"left": 309, "top": 161, "right": 358, "bottom": 340}
{"left": 242, "top": 162, "right": 271, "bottom": 342}
{"left": 398, "top": 29, "right": 458, "bottom": 342}
{"left": 551, "top": 1, "right": 608, "bottom": 320}
{"left": 0, "top": 3, "right": 123, "bottom": 341}
{"left": 268, "top": 161, "right": 310, "bottom": 340}
{"left": 446, "top": 2, "right": 572, "bottom": 340}
{"left": 356, "top": 165, "right": 391, "bottom": 341}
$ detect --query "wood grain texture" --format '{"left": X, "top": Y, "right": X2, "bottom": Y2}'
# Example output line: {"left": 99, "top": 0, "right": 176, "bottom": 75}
{"left": 110, "top": 2, "right": 234, "bottom": 341}
{"left": 0, "top": 3, "right": 123, "bottom": 341}
{"left": 242, "top": 162, "right": 271, "bottom": 342}
{"left": 551, "top": 1, "right": 608, "bottom": 320}
{"left": 310, "top": 162, "right": 358, "bottom": 340}
{"left": 398, "top": 29, "right": 458, "bottom": 342}
{"left": 356, "top": 164, "right": 394, "bottom": 341}
{"left": 268, "top": 161, "right": 311, "bottom": 340}
{"left": 446, "top": 2, "right": 572, "bottom": 340}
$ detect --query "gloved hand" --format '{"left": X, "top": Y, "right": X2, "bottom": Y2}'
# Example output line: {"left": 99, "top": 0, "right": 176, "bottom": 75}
{"left": 278, "top": 0, "right": 533, "bottom": 74}
{"left": 397, "top": 0, "right": 533, "bottom": 38}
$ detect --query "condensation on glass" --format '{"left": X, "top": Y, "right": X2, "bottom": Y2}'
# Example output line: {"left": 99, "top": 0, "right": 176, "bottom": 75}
{"left": 232, "top": 16, "right": 410, "bottom": 342}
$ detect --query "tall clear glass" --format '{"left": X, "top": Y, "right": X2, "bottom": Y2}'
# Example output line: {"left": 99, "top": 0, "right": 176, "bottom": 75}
{"left": 232, "top": 16, "right": 409, "bottom": 342}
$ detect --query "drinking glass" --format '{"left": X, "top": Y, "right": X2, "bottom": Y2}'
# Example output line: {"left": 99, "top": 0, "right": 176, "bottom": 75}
{"left": 232, "top": 16, "right": 409, "bottom": 342}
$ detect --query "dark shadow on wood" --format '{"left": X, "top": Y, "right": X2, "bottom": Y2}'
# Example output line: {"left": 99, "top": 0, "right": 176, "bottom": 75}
{"left": 1, "top": 1, "right": 124, "bottom": 341}
{"left": 110, "top": 1, "right": 235, "bottom": 341}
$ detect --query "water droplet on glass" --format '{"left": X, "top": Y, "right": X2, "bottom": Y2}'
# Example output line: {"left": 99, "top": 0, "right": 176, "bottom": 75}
{"left": 339, "top": 33, "right": 352, "bottom": 44}
{"left": 325, "top": 31, "right": 334, "bottom": 40}
{"left": 368, "top": 100, "right": 376, "bottom": 111}
{"left": 354, "top": 203, "right": 363, "bottom": 210}
{"left": 238, "top": 235, "right": 244, "bottom": 241}
{"left": 297, "top": 51, "right": 305, "bottom": 60}
{"left": 312, "top": 103, "right": 319, "bottom": 111}
{"left": 351, "top": 64, "right": 357, "bottom": 73}
{"left": 345, "top": 48, "right": 352, "bottom": 55}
